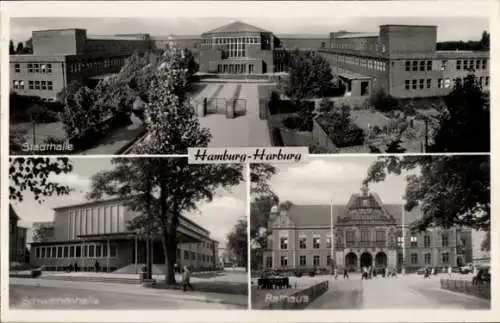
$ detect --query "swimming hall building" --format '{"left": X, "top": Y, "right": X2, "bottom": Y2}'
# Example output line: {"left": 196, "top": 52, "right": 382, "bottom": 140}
{"left": 263, "top": 186, "right": 473, "bottom": 273}
{"left": 28, "top": 198, "right": 219, "bottom": 272}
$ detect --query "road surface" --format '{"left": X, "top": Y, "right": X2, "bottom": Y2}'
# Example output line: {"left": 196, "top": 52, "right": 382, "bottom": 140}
{"left": 10, "top": 278, "right": 245, "bottom": 309}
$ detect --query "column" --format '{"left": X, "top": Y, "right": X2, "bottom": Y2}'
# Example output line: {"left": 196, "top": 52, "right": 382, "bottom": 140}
{"left": 107, "top": 239, "right": 110, "bottom": 273}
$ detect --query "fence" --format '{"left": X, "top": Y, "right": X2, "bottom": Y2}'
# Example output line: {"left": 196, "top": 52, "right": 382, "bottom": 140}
{"left": 440, "top": 279, "right": 491, "bottom": 300}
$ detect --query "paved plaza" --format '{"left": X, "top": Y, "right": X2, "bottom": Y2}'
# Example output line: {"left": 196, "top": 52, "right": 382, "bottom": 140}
{"left": 192, "top": 82, "right": 272, "bottom": 147}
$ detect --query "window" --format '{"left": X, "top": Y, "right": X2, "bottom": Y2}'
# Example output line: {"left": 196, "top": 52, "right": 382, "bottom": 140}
{"left": 361, "top": 231, "right": 370, "bottom": 245}
{"left": 419, "top": 61, "right": 425, "bottom": 71}
{"left": 485, "top": 76, "right": 489, "bottom": 86}
{"left": 82, "top": 245, "right": 88, "bottom": 257}
{"left": 192, "top": 251, "right": 196, "bottom": 260}
{"left": 41, "top": 81, "right": 47, "bottom": 90}
{"left": 455, "top": 78, "right": 462, "bottom": 87}
{"left": 280, "top": 256, "right": 288, "bottom": 267}
{"left": 397, "top": 235, "right": 404, "bottom": 247}
{"left": 440, "top": 60, "right": 447, "bottom": 71}
{"left": 327, "top": 255, "right": 332, "bottom": 266}
{"left": 57, "top": 246, "right": 63, "bottom": 258}
{"left": 456, "top": 60, "right": 462, "bottom": 70}
{"left": 280, "top": 237, "right": 288, "bottom": 250}
{"left": 463, "top": 60, "right": 468, "bottom": 70}
{"left": 313, "top": 237, "right": 320, "bottom": 249}
{"left": 35, "top": 81, "right": 40, "bottom": 90}
{"left": 482, "top": 59, "right": 487, "bottom": 69}
{"left": 476, "top": 60, "right": 481, "bottom": 70}
{"left": 96, "top": 245, "right": 101, "bottom": 257}
{"left": 426, "top": 60, "right": 432, "bottom": 71}
{"left": 313, "top": 255, "right": 320, "bottom": 266}
{"left": 326, "top": 236, "right": 332, "bottom": 248}
{"left": 442, "top": 234, "right": 449, "bottom": 247}
{"left": 412, "top": 80, "right": 417, "bottom": 90}
{"left": 469, "top": 60, "right": 474, "bottom": 70}
{"left": 424, "top": 253, "right": 431, "bottom": 264}
{"left": 14, "top": 64, "right": 20, "bottom": 73}
{"left": 34, "top": 64, "right": 40, "bottom": 73}
{"left": 346, "top": 230, "right": 355, "bottom": 248}
{"left": 299, "top": 236, "right": 307, "bottom": 249}
{"left": 442, "top": 252, "right": 449, "bottom": 263}
{"left": 266, "top": 256, "right": 272, "bottom": 268}
{"left": 35, "top": 247, "right": 41, "bottom": 258}
{"left": 410, "top": 235, "right": 418, "bottom": 247}
{"left": 412, "top": 61, "right": 418, "bottom": 71}
{"left": 299, "top": 255, "right": 306, "bottom": 266}
{"left": 444, "top": 78, "right": 451, "bottom": 88}
{"left": 109, "top": 245, "right": 117, "bottom": 258}
{"left": 184, "top": 250, "right": 189, "bottom": 260}
{"left": 28, "top": 64, "right": 33, "bottom": 73}
{"left": 405, "top": 80, "right": 410, "bottom": 90}
{"left": 48, "top": 81, "right": 53, "bottom": 90}
{"left": 438, "top": 78, "right": 444, "bottom": 88}
{"left": 70, "top": 246, "right": 75, "bottom": 257}
{"left": 405, "top": 61, "right": 411, "bottom": 71}
{"left": 51, "top": 246, "right": 56, "bottom": 258}
{"left": 419, "top": 79, "right": 425, "bottom": 89}
{"left": 376, "top": 230, "right": 386, "bottom": 246}
{"left": 41, "top": 248, "right": 46, "bottom": 258}
{"left": 411, "top": 253, "right": 418, "bottom": 264}
{"left": 89, "top": 245, "right": 95, "bottom": 258}
{"left": 424, "top": 235, "right": 431, "bottom": 248}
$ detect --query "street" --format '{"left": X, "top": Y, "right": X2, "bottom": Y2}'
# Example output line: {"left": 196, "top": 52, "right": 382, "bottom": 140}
{"left": 9, "top": 278, "right": 246, "bottom": 309}
{"left": 307, "top": 274, "right": 490, "bottom": 309}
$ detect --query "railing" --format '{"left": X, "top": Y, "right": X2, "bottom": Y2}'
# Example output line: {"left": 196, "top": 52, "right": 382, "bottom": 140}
{"left": 440, "top": 279, "right": 490, "bottom": 300}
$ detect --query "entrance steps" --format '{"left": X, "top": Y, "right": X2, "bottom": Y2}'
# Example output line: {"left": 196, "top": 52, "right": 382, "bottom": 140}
{"left": 113, "top": 263, "right": 166, "bottom": 275}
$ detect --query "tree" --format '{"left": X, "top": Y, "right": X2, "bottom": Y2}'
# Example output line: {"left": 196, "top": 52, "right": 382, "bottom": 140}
{"left": 429, "top": 74, "right": 489, "bottom": 152}
{"left": 16, "top": 42, "right": 24, "bottom": 54}
{"left": 33, "top": 226, "right": 52, "bottom": 242}
{"left": 385, "top": 139, "right": 406, "bottom": 153}
{"left": 88, "top": 157, "right": 244, "bottom": 285}
{"left": 369, "top": 88, "right": 400, "bottom": 112}
{"left": 9, "top": 157, "right": 74, "bottom": 203}
{"left": 23, "top": 38, "right": 33, "bottom": 54}
{"left": 135, "top": 47, "right": 211, "bottom": 154}
{"left": 9, "top": 40, "right": 15, "bottom": 54}
{"left": 480, "top": 231, "right": 490, "bottom": 252}
{"left": 363, "top": 155, "right": 490, "bottom": 232}
{"left": 182, "top": 48, "right": 199, "bottom": 80}
{"left": 250, "top": 164, "right": 278, "bottom": 199}
{"left": 280, "top": 49, "right": 333, "bottom": 101}
{"left": 479, "top": 31, "right": 490, "bottom": 51}
{"left": 227, "top": 219, "right": 248, "bottom": 270}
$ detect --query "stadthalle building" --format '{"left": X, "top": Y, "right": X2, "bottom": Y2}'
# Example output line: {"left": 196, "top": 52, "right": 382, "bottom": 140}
{"left": 263, "top": 187, "right": 472, "bottom": 273}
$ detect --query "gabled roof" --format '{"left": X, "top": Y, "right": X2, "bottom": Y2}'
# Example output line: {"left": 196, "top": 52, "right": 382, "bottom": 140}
{"left": 282, "top": 197, "right": 422, "bottom": 227}
{"left": 203, "top": 21, "right": 269, "bottom": 35}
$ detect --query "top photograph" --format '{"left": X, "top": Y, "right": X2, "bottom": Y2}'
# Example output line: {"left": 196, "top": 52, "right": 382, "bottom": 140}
{"left": 8, "top": 15, "right": 490, "bottom": 155}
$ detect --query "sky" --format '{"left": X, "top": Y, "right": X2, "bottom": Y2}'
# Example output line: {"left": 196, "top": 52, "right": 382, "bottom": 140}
{"left": 11, "top": 158, "right": 247, "bottom": 248}
{"left": 266, "top": 157, "right": 487, "bottom": 258}
{"left": 10, "top": 17, "right": 489, "bottom": 44}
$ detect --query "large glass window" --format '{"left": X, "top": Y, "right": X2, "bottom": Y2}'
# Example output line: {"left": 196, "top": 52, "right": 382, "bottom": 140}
{"left": 346, "top": 230, "right": 356, "bottom": 248}
{"left": 299, "top": 236, "right": 307, "bottom": 249}
{"left": 313, "top": 236, "right": 320, "bottom": 249}
{"left": 299, "top": 255, "right": 306, "bottom": 266}
{"left": 280, "top": 237, "right": 288, "bottom": 249}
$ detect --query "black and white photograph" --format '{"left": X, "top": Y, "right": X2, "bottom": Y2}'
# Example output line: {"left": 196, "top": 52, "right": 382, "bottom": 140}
{"left": 8, "top": 157, "right": 248, "bottom": 309}
{"left": 8, "top": 14, "right": 489, "bottom": 155}
{"left": 250, "top": 156, "right": 491, "bottom": 309}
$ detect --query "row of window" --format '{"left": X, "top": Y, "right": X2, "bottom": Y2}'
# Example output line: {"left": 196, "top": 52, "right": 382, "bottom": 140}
{"left": 405, "top": 59, "right": 488, "bottom": 72}
{"left": 328, "top": 54, "right": 387, "bottom": 72}
{"left": 13, "top": 63, "right": 53, "bottom": 74}
{"left": 34, "top": 244, "right": 118, "bottom": 259}
{"left": 177, "top": 249, "right": 214, "bottom": 263}
{"left": 411, "top": 252, "right": 450, "bottom": 264}
{"left": 68, "top": 57, "right": 126, "bottom": 73}
{"left": 217, "top": 63, "right": 256, "bottom": 74}
{"left": 404, "top": 76, "right": 490, "bottom": 91}
{"left": 331, "top": 41, "right": 386, "bottom": 53}
{"left": 12, "top": 80, "right": 54, "bottom": 91}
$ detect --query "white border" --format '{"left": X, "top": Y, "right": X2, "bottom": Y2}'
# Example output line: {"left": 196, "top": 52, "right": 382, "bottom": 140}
{"left": 1, "top": 0, "right": 499, "bottom": 322}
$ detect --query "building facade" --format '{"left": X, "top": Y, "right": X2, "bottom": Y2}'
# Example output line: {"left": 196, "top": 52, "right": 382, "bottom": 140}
{"left": 9, "top": 206, "right": 28, "bottom": 264}
{"left": 28, "top": 198, "right": 219, "bottom": 272}
{"left": 319, "top": 25, "right": 490, "bottom": 98}
{"left": 10, "top": 29, "right": 151, "bottom": 100}
{"left": 263, "top": 187, "right": 472, "bottom": 273}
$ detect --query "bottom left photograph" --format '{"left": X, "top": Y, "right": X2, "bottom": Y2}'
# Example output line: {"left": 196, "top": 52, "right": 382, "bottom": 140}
{"left": 8, "top": 157, "right": 248, "bottom": 309}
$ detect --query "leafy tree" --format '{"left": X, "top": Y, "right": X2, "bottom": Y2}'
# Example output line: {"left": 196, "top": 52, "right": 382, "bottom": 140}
{"left": 479, "top": 31, "right": 490, "bottom": 51}
{"left": 182, "top": 48, "right": 199, "bottom": 80}
{"left": 318, "top": 98, "right": 334, "bottom": 114}
{"left": 363, "top": 155, "right": 490, "bottom": 232}
{"left": 280, "top": 49, "right": 333, "bottom": 101}
{"left": 9, "top": 40, "right": 15, "bottom": 54}
{"left": 385, "top": 139, "right": 406, "bottom": 153}
{"left": 10, "top": 128, "right": 28, "bottom": 153}
{"left": 369, "top": 88, "right": 399, "bottom": 112}
{"left": 227, "top": 219, "right": 248, "bottom": 270}
{"left": 24, "top": 38, "right": 33, "bottom": 54}
{"left": 250, "top": 164, "right": 278, "bottom": 199}
{"left": 9, "top": 157, "right": 74, "bottom": 203}
{"left": 135, "top": 47, "right": 211, "bottom": 154}
{"left": 16, "top": 42, "right": 24, "bottom": 54}
{"left": 429, "top": 74, "right": 489, "bottom": 152}
{"left": 88, "top": 157, "right": 244, "bottom": 285}
{"left": 33, "top": 226, "right": 52, "bottom": 242}
{"left": 318, "top": 105, "right": 365, "bottom": 148}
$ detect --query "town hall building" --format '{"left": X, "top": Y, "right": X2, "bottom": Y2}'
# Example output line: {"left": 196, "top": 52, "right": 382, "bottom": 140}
{"left": 263, "top": 186, "right": 472, "bottom": 273}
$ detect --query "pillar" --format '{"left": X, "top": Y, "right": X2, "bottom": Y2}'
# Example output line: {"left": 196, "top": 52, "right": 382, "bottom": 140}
{"left": 107, "top": 239, "right": 110, "bottom": 273}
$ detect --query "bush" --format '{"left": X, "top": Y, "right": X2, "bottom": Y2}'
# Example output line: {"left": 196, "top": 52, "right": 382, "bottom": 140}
{"left": 10, "top": 93, "right": 63, "bottom": 123}
{"left": 318, "top": 98, "right": 334, "bottom": 114}
{"left": 271, "top": 128, "right": 284, "bottom": 146}
{"left": 370, "top": 89, "right": 400, "bottom": 112}
{"left": 295, "top": 272, "right": 303, "bottom": 278}
{"left": 328, "top": 124, "right": 365, "bottom": 148}
{"left": 283, "top": 116, "right": 301, "bottom": 130}
{"left": 309, "top": 271, "right": 316, "bottom": 277}
{"left": 372, "top": 125, "right": 382, "bottom": 136}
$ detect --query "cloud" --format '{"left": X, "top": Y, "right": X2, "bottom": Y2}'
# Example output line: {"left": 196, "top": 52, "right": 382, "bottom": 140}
{"left": 47, "top": 173, "right": 91, "bottom": 190}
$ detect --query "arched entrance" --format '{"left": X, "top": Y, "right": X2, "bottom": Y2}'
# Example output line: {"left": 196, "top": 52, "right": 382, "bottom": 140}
{"left": 345, "top": 252, "right": 358, "bottom": 271}
{"left": 360, "top": 252, "right": 372, "bottom": 269}
{"left": 375, "top": 252, "right": 388, "bottom": 268}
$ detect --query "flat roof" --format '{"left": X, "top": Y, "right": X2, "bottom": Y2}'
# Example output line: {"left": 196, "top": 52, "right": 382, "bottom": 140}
{"left": 336, "top": 33, "right": 379, "bottom": 39}
{"left": 337, "top": 71, "right": 372, "bottom": 80}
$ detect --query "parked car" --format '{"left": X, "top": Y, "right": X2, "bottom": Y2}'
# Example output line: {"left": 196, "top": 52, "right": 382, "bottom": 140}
{"left": 416, "top": 267, "right": 427, "bottom": 275}
{"left": 460, "top": 265, "right": 473, "bottom": 274}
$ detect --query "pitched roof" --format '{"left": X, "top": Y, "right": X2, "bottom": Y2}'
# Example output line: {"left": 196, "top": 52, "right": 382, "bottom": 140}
{"left": 284, "top": 200, "right": 422, "bottom": 227}
{"left": 203, "top": 21, "right": 269, "bottom": 35}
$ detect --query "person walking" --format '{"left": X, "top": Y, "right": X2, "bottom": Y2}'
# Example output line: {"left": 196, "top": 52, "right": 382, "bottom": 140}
{"left": 182, "top": 265, "right": 194, "bottom": 291}
{"left": 334, "top": 267, "right": 338, "bottom": 280}
{"left": 343, "top": 268, "right": 349, "bottom": 279}
{"left": 94, "top": 260, "right": 101, "bottom": 273}
{"left": 448, "top": 266, "right": 452, "bottom": 278}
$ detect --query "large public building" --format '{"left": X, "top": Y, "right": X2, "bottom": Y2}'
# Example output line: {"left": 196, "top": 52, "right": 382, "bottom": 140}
{"left": 10, "top": 21, "right": 488, "bottom": 100}
{"left": 28, "top": 198, "right": 220, "bottom": 272}
{"left": 10, "top": 206, "right": 28, "bottom": 264}
{"left": 263, "top": 187, "right": 473, "bottom": 273}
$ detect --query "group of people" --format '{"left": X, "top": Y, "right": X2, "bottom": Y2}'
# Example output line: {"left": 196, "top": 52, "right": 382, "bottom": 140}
{"left": 66, "top": 260, "right": 101, "bottom": 273}
{"left": 140, "top": 264, "right": 194, "bottom": 292}
{"left": 331, "top": 266, "right": 396, "bottom": 280}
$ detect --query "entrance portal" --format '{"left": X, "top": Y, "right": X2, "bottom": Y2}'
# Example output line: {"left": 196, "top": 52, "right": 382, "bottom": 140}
{"left": 360, "top": 252, "right": 373, "bottom": 269}
{"left": 375, "top": 252, "right": 388, "bottom": 268}
{"left": 345, "top": 252, "right": 358, "bottom": 271}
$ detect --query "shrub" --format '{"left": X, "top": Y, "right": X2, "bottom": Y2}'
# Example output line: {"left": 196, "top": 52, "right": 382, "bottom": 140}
{"left": 309, "top": 271, "right": 316, "bottom": 277}
{"left": 283, "top": 116, "right": 301, "bottom": 130}
{"left": 370, "top": 88, "right": 399, "bottom": 112}
{"left": 295, "top": 272, "right": 303, "bottom": 278}
{"left": 318, "top": 98, "right": 334, "bottom": 114}
{"left": 372, "top": 125, "right": 382, "bottom": 136}
{"left": 329, "top": 124, "right": 365, "bottom": 147}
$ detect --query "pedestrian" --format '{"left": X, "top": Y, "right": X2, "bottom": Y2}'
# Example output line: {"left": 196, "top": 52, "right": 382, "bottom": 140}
{"left": 334, "top": 267, "right": 338, "bottom": 280}
{"left": 74, "top": 262, "right": 79, "bottom": 272}
{"left": 343, "top": 268, "right": 349, "bottom": 279}
{"left": 182, "top": 265, "right": 194, "bottom": 291}
{"left": 94, "top": 260, "right": 100, "bottom": 273}
{"left": 448, "top": 266, "right": 452, "bottom": 278}
{"left": 361, "top": 266, "right": 367, "bottom": 280}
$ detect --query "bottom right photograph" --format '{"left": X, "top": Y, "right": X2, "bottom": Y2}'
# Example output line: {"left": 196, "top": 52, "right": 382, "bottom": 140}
{"left": 250, "top": 155, "right": 491, "bottom": 310}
